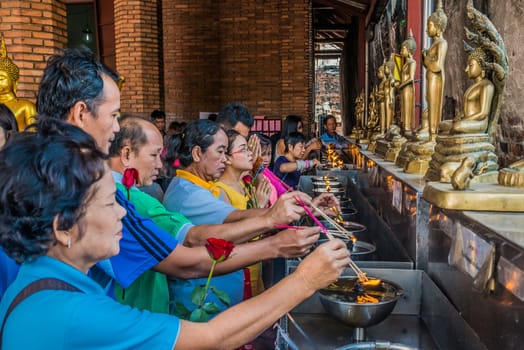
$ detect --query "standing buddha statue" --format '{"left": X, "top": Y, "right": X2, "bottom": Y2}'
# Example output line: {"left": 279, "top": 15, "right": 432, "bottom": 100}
{"left": 418, "top": 0, "right": 447, "bottom": 141}
{"left": 396, "top": 30, "right": 417, "bottom": 135}
{"left": 0, "top": 35, "right": 37, "bottom": 131}
{"left": 396, "top": 2, "right": 447, "bottom": 174}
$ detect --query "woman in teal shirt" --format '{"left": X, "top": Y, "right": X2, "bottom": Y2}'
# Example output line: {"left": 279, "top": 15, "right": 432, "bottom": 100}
{"left": 0, "top": 122, "right": 349, "bottom": 349}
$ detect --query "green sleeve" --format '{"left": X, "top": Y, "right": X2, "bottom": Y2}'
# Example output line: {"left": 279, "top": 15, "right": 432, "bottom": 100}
{"left": 116, "top": 183, "right": 192, "bottom": 239}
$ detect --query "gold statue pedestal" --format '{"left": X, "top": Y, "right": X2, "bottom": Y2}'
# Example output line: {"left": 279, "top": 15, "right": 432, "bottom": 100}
{"left": 396, "top": 139, "right": 435, "bottom": 174}
{"left": 375, "top": 136, "right": 404, "bottom": 162}
{"left": 424, "top": 133, "right": 498, "bottom": 182}
{"left": 499, "top": 168, "right": 524, "bottom": 187}
{"left": 374, "top": 125, "right": 405, "bottom": 162}
{"left": 423, "top": 181, "right": 524, "bottom": 212}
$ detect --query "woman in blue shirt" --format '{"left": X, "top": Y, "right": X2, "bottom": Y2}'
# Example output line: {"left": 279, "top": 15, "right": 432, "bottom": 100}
{"left": 0, "top": 127, "right": 349, "bottom": 349}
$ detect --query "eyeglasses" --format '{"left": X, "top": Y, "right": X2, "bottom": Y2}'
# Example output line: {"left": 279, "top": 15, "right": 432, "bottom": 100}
{"left": 229, "top": 146, "right": 251, "bottom": 155}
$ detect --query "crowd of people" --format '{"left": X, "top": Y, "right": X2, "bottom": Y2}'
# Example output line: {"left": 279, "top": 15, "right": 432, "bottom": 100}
{"left": 0, "top": 47, "right": 351, "bottom": 349}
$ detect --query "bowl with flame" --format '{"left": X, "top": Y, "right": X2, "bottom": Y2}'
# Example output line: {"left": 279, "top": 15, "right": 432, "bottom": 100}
{"left": 318, "top": 276, "right": 403, "bottom": 328}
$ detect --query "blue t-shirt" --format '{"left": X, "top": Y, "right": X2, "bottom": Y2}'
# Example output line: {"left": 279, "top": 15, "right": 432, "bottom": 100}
{"left": 273, "top": 156, "right": 301, "bottom": 190}
{"left": 0, "top": 189, "right": 179, "bottom": 301}
{"left": 0, "top": 256, "right": 180, "bottom": 350}
{"left": 0, "top": 249, "right": 18, "bottom": 300}
{"left": 320, "top": 132, "right": 350, "bottom": 148}
{"left": 163, "top": 177, "right": 244, "bottom": 315}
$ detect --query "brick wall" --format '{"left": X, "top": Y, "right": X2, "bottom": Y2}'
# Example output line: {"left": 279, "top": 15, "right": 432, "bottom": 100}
{"left": 0, "top": 0, "right": 67, "bottom": 103}
{"left": 114, "top": 0, "right": 162, "bottom": 116}
{"left": 162, "top": 0, "right": 312, "bottom": 128}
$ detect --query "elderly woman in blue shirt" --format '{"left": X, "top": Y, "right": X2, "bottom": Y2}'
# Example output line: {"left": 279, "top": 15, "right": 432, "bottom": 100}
{"left": 0, "top": 125, "right": 349, "bottom": 349}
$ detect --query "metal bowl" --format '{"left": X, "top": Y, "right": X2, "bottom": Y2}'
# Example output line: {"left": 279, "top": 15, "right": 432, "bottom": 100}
{"left": 340, "top": 207, "right": 358, "bottom": 222}
{"left": 320, "top": 219, "right": 366, "bottom": 233}
{"left": 339, "top": 198, "right": 355, "bottom": 210}
{"left": 318, "top": 276, "right": 403, "bottom": 328}
{"left": 312, "top": 187, "right": 345, "bottom": 198}
{"left": 317, "top": 238, "right": 376, "bottom": 259}
{"left": 312, "top": 180, "right": 343, "bottom": 187}
{"left": 312, "top": 175, "right": 339, "bottom": 182}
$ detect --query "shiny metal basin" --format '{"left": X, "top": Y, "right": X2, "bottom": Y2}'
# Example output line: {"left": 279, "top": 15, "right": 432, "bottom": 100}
{"left": 318, "top": 277, "right": 403, "bottom": 328}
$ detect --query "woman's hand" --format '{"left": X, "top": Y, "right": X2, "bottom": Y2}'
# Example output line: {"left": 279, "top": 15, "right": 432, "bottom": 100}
{"left": 311, "top": 192, "right": 340, "bottom": 216}
{"left": 255, "top": 177, "right": 271, "bottom": 208}
{"left": 265, "top": 191, "right": 311, "bottom": 225}
{"left": 294, "top": 238, "right": 350, "bottom": 292}
{"left": 248, "top": 134, "right": 261, "bottom": 160}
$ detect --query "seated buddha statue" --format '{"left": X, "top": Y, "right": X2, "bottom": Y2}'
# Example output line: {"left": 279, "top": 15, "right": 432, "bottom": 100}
{"left": 439, "top": 48, "right": 494, "bottom": 135}
{"left": 0, "top": 36, "right": 37, "bottom": 131}
{"left": 425, "top": 0, "right": 507, "bottom": 183}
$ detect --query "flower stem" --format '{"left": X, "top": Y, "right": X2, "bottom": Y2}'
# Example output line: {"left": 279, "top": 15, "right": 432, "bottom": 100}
{"left": 201, "top": 260, "right": 217, "bottom": 306}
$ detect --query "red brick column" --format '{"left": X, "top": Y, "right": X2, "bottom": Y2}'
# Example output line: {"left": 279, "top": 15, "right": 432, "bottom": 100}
{"left": 114, "top": 0, "right": 162, "bottom": 115}
{"left": 0, "top": 0, "right": 67, "bottom": 102}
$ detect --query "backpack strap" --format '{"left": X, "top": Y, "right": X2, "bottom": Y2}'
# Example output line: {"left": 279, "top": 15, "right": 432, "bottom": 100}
{"left": 0, "top": 278, "right": 82, "bottom": 349}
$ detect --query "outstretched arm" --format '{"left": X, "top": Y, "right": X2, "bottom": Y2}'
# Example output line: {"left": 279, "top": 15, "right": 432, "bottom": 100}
{"left": 174, "top": 239, "right": 350, "bottom": 349}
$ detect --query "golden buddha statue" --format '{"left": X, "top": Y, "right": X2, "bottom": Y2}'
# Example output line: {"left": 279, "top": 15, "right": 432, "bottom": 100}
{"left": 350, "top": 90, "right": 365, "bottom": 140}
{"left": 395, "top": 30, "right": 416, "bottom": 135}
{"left": 375, "top": 56, "right": 403, "bottom": 161}
{"left": 366, "top": 86, "right": 380, "bottom": 152}
{"left": 421, "top": 1, "right": 524, "bottom": 212}
{"left": 414, "top": 0, "right": 447, "bottom": 142}
{"left": 396, "top": 3, "right": 447, "bottom": 173}
{"left": 0, "top": 35, "right": 37, "bottom": 131}
{"left": 425, "top": 0, "right": 507, "bottom": 183}
{"left": 383, "top": 57, "right": 396, "bottom": 132}
{"left": 375, "top": 63, "right": 386, "bottom": 136}
{"left": 366, "top": 86, "right": 379, "bottom": 137}
{"left": 439, "top": 48, "right": 494, "bottom": 135}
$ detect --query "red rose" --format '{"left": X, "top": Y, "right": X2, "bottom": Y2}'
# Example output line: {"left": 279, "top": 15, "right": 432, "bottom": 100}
{"left": 205, "top": 238, "right": 235, "bottom": 262}
{"left": 242, "top": 175, "right": 253, "bottom": 185}
{"left": 122, "top": 168, "right": 139, "bottom": 189}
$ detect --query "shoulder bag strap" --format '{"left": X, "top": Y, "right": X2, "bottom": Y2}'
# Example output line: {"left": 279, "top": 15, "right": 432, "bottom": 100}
{"left": 0, "top": 278, "right": 82, "bottom": 349}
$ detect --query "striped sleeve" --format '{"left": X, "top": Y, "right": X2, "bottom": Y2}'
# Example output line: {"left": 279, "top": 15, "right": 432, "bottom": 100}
{"left": 109, "top": 189, "right": 178, "bottom": 288}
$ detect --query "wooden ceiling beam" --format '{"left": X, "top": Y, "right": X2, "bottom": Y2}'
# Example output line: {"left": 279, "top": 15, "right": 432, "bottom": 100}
{"left": 313, "top": 0, "right": 365, "bottom": 17}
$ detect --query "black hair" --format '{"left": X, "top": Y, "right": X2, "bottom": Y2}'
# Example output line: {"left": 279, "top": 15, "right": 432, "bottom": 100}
{"left": 0, "top": 120, "right": 106, "bottom": 263}
{"left": 169, "top": 119, "right": 224, "bottom": 167}
{"left": 225, "top": 129, "right": 242, "bottom": 155}
{"left": 0, "top": 103, "right": 18, "bottom": 143}
{"left": 217, "top": 103, "right": 254, "bottom": 129}
{"left": 284, "top": 131, "right": 306, "bottom": 152}
{"left": 280, "top": 115, "right": 302, "bottom": 139}
{"left": 168, "top": 121, "right": 180, "bottom": 131}
{"left": 37, "top": 46, "right": 120, "bottom": 121}
{"left": 253, "top": 131, "right": 270, "bottom": 147}
{"left": 151, "top": 109, "right": 166, "bottom": 120}
{"left": 323, "top": 114, "right": 336, "bottom": 126}
{"left": 109, "top": 115, "right": 149, "bottom": 157}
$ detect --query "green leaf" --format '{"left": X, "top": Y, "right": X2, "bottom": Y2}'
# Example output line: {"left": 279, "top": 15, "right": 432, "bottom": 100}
{"left": 211, "top": 286, "right": 231, "bottom": 306}
{"left": 173, "top": 302, "right": 190, "bottom": 319}
{"left": 189, "top": 308, "right": 209, "bottom": 323}
{"left": 202, "top": 302, "right": 221, "bottom": 314}
{"left": 191, "top": 285, "right": 206, "bottom": 306}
